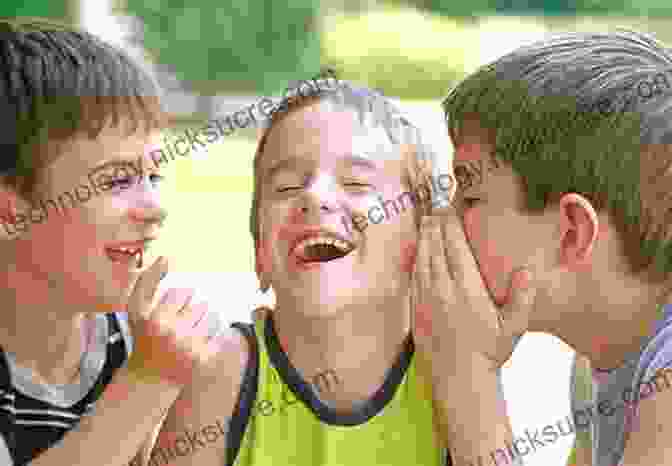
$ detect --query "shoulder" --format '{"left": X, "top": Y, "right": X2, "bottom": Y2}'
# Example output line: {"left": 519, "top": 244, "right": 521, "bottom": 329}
{"left": 193, "top": 322, "right": 254, "bottom": 388}
{"left": 638, "top": 312, "right": 672, "bottom": 381}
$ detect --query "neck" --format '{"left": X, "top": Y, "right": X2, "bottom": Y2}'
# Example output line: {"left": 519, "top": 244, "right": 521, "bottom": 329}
{"left": 0, "top": 259, "right": 87, "bottom": 385}
{"left": 561, "top": 282, "right": 668, "bottom": 371}
{"left": 273, "top": 291, "right": 411, "bottom": 410}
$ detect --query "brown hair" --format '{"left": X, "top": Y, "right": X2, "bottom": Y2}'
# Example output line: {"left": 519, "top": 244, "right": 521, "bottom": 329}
{"left": 443, "top": 30, "right": 672, "bottom": 283}
{"left": 0, "top": 17, "right": 166, "bottom": 200}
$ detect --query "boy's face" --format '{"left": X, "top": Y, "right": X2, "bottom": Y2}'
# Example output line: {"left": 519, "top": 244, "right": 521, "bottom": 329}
{"left": 11, "top": 122, "right": 166, "bottom": 312}
{"left": 257, "top": 101, "right": 418, "bottom": 315}
{"left": 452, "top": 128, "right": 550, "bottom": 307}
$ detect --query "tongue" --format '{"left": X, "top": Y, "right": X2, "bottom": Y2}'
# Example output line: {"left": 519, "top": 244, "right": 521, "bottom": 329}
{"left": 300, "top": 244, "right": 343, "bottom": 263}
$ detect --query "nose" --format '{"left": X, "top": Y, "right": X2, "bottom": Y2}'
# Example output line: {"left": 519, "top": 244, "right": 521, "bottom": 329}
{"left": 127, "top": 178, "right": 168, "bottom": 227}
{"left": 299, "top": 176, "right": 342, "bottom": 217}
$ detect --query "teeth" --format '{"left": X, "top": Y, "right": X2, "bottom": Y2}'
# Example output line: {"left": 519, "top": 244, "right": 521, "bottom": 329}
{"left": 114, "top": 246, "right": 140, "bottom": 254}
{"left": 295, "top": 235, "right": 353, "bottom": 253}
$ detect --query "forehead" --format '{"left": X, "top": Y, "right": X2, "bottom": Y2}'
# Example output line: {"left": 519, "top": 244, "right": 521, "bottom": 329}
{"left": 261, "top": 101, "right": 404, "bottom": 172}
{"left": 38, "top": 124, "right": 162, "bottom": 186}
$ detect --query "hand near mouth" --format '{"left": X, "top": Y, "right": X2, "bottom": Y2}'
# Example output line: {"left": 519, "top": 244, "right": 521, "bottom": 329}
{"left": 411, "top": 209, "right": 536, "bottom": 372}
{"left": 124, "top": 257, "right": 222, "bottom": 386}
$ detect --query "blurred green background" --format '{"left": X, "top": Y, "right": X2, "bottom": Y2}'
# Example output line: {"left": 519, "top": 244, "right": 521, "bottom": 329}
{"left": 3, "top": 0, "right": 672, "bottom": 275}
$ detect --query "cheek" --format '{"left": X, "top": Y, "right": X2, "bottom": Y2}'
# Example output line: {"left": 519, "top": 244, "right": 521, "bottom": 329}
{"left": 462, "top": 209, "right": 515, "bottom": 305}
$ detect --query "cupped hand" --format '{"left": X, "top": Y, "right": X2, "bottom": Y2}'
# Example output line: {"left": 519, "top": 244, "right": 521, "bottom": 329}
{"left": 411, "top": 208, "right": 536, "bottom": 371}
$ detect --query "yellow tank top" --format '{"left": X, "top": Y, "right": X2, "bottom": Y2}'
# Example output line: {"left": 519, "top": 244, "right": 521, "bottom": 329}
{"left": 228, "top": 316, "right": 451, "bottom": 465}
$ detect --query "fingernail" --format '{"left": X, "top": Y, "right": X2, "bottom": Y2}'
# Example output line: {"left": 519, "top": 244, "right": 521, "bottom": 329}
{"left": 514, "top": 268, "right": 531, "bottom": 290}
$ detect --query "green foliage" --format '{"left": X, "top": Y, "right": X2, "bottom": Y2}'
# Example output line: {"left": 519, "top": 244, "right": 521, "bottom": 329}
{"left": 322, "top": 9, "right": 474, "bottom": 99}
{"left": 0, "top": 0, "right": 69, "bottom": 19}
{"left": 125, "top": 0, "right": 322, "bottom": 95}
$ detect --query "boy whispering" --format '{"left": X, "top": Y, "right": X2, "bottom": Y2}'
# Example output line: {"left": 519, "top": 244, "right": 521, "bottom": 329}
{"left": 415, "top": 30, "right": 672, "bottom": 466}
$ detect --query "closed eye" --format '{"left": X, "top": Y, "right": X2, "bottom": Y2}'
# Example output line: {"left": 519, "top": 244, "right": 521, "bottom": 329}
{"left": 106, "top": 177, "right": 134, "bottom": 190}
{"left": 277, "top": 186, "right": 303, "bottom": 193}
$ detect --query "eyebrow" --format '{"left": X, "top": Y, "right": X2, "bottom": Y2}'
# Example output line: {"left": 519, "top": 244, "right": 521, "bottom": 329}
{"left": 343, "top": 154, "right": 378, "bottom": 171}
{"left": 265, "top": 154, "right": 379, "bottom": 179}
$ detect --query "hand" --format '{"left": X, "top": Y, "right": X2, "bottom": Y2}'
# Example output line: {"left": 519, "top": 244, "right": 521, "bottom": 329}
{"left": 251, "top": 306, "right": 272, "bottom": 323}
{"left": 411, "top": 209, "right": 536, "bottom": 371}
{"left": 125, "top": 257, "right": 222, "bottom": 386}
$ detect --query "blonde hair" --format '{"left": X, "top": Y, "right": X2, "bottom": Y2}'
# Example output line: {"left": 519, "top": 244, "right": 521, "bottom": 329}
{"left": 249, "top": 79, "right": 450, "bottom": 292}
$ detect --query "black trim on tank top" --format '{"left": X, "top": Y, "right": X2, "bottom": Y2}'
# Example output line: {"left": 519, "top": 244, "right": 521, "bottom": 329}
{"left": 264, "top": 313, "right": 415, "bottom": 426}
{"left": 0, "top": 348, "right": 16, "bottom": 460}
{"left": 225, "top": 323, "right": 259, "bottom": 466}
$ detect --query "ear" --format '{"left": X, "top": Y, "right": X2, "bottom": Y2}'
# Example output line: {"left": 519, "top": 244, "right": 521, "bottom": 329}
{"left": 557, "top": 193, "right": 599, "bottom": 268}
{"left": 255, "top": 250, "right": 271, "bottom": 293}
{"left": 254, "top": 232, "right": 272, "bottom": 293}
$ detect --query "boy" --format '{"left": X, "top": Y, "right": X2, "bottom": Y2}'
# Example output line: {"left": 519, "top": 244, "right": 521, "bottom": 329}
{"left": 416, "top": 30, "right": 672, "bottom": 466}
{"left": 150, "top": 81, "right": 499, "bottom": 465}
{"left": 0, "top": 17, "right": 227, "bottom": 466}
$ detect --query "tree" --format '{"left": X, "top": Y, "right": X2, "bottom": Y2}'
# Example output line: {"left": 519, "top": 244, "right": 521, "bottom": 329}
{"left": 1, "top": 0, "right": 78, "bottom": 23}
{"left": 125, "top": 0, "right": 322, "bottom": 95}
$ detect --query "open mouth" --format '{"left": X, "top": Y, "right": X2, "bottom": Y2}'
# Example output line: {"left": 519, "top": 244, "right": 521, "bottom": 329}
{"left": 292, "top": 235, "right": 355, "bottom": 264}
{"left": 105, "top": 246, "right": 144, "bottom": 269}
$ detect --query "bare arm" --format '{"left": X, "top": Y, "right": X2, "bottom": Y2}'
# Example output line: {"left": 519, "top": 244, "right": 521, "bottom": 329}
{"left": 150, "top": 327, "right": 250, "bottom": 466}
{"left": 30, "top": 367, "right": 181, "bottom": 466}
{"left": 132, "top": 409, "right": 171, "bottom": 466}
{"left": 31, "top": 256, "right": 222, "bottom": 466}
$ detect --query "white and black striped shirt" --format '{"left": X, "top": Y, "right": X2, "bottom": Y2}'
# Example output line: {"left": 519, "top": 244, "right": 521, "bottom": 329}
{"left": 0, "top": 313, "right": 132, "bottom": 465}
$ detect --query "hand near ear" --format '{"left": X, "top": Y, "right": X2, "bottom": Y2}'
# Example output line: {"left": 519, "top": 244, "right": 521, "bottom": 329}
{"left": 411, "top": 209, "right": 536, "bottom": 372}
{"left": 0, "top": 189, "right": 25, "bottom": 240}
{"left": 251, "top": 306, "right": 272, "bottom": 323}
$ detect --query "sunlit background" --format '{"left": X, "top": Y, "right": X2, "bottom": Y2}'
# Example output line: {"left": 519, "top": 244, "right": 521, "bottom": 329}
{"left": 5, "top": 1, "right": 672, "bottom": 464}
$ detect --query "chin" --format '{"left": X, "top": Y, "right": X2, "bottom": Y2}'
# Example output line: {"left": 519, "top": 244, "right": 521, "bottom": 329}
{"left": 280, "top": 289, "right": 355, "bottom": 317}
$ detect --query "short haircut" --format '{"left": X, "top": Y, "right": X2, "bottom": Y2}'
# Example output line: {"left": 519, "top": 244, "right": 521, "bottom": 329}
{"left": 443, "top": 29, "right": 672, "bottom": 281}
{"left": 0, "top": 17, "right": 165, "bottom": 198}
{"left": 250, "top": 79, "right": 448, "bottom": 291}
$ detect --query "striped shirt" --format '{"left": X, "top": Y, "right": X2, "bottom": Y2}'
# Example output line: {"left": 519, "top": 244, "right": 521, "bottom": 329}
{"left": 0, "top": 313, "right": 132, "bottom": 465}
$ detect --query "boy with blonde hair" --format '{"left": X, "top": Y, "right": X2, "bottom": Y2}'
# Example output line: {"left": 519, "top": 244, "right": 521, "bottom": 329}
{"left": 150, "top": 80, "right": 522, "bottom": 466}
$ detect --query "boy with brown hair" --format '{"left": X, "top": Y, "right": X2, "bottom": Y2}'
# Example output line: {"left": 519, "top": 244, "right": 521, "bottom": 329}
{"left": 415, "top": 29, "right": 672, "bottom": 466}
{"left": 0, "top": 17, "right": 229, "bottom": 466}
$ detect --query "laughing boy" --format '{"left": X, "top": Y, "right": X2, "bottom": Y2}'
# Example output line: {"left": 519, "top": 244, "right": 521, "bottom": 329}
{"left": 148, "top": 80, "right": 517, "bottom": 465}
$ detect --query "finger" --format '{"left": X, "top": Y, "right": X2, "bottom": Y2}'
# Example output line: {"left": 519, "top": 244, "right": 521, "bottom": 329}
{"left": 152, "top": 287, "right": 196, "bottom": 329}
{"left": 251, "top": 306, "right": 270, "bottom": 323}
{"left": 438, "top": 206, "right": 483, "bottom": 286}
{"left": 175, "top": 299, "right": 210, "bottom": 338}
{"left": 157, "top": 288, "right": 196, "bottom": 312}
{"left": 499, "top": 267, "right": 536, "bottom": 338}
{"left": 427, "top": 216, "right": 449, "bottom": 281}
{"left": 127, "top": 256, "right": 169, "bottom": 325}
{"left": 416, "top": 216, "right": 434, "bottom": 293}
